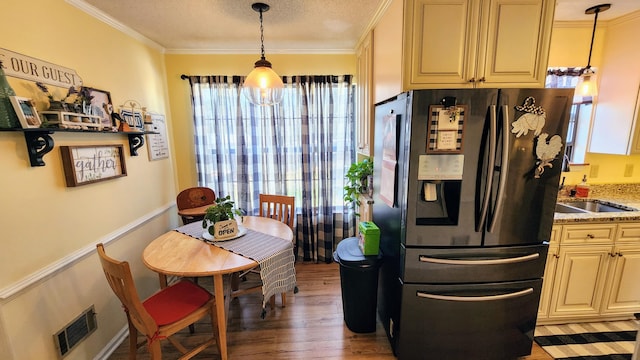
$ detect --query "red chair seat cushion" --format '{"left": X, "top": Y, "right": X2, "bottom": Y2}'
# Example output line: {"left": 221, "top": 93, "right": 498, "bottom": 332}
{"left": 143, "top": 280, "right": 211, "bottom": 326}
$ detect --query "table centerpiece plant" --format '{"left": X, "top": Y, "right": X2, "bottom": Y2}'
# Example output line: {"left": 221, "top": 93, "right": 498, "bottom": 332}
{"left": 202, "top": 195, "right": 243, "bottom": 239}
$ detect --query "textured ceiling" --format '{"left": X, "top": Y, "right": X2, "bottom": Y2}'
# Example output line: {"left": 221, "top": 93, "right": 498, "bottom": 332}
{"left": 72, "top": 0, "right": 640, "bottom": 54}
{"left": 73, "top": 0, "right": 386, "bottom": 53}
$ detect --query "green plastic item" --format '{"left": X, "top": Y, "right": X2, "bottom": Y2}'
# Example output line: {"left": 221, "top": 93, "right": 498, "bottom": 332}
{"left": 358, "top": 221, "right": 380, "bottom": 256}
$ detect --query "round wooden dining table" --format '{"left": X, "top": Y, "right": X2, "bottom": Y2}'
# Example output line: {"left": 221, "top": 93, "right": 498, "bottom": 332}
{"left": 142, "top": 216, "right": 293, "bottom": 360}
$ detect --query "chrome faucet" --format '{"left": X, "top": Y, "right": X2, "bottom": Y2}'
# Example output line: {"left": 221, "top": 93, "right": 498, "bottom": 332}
{"left": 561, "top": 154, "right": 571, "bottom": 172}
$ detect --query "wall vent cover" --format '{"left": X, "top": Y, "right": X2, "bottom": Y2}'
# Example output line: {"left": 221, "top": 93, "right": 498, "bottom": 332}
{"left": 53, "top": 305, "right": 97, "bottom": 358}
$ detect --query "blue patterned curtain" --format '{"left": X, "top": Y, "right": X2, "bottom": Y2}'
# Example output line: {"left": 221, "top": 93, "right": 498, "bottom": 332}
{"left": 185, "top": 75, "right": 356, "bottom": 262}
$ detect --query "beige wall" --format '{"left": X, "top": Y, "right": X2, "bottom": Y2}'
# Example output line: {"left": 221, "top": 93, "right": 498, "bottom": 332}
{"left": 164, "top": 53, "right": 356, "bottom": 190}
{"left": 0, "top": 0, "right": 177, "bottom": 359}
{"left": 549, "top": 21, "right": 640, "bottom": 185}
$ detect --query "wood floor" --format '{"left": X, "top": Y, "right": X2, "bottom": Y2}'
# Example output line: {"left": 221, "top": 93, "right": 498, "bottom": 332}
{"left": 108, "top": 263, "right": 553, "bottom": 359}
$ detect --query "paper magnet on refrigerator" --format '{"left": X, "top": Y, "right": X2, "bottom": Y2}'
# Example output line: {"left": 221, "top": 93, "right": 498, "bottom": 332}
{"left": 511, "top": 97, "right": 546, "bottom": 137}
{"left": 534, "top": 133, "right": 563, "bottom": 178}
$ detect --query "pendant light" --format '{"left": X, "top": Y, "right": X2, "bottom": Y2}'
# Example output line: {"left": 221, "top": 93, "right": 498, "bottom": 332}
{"left": 575, "top": 3, "right": 610, "bottom": 97}
{"left": 243, "top": 2, "right": 284, "bottom": 106}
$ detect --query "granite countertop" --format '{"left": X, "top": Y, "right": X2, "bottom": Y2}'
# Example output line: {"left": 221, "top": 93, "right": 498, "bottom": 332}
{"left": 553, "top": 183, "right": 640, "bottom": 224}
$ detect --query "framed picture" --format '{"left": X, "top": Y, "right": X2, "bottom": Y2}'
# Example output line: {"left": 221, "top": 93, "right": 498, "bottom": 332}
{"left": 10, "top": 96, "right": 42, "bottom": 128}
{"left": 83, "top": 87, "right": 113, "bottom": 130}
{"left": 145, "top": 112, "right": 170, "bottom": 160}
{"left": 60, "top": 145, "right": 127, "bottom": 187}
{"left": 426, "top": 105, "right": 467, "bottom": 154}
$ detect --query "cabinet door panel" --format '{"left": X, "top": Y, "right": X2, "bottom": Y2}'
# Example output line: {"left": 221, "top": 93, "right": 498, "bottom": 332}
{"left": 602, "top": 245, "right": 640, "bottom": 314}
{"left": 404, "top": 0, "right": 480, "bottom": 87}
{"left": 538, "top": 245, "right": 559, "bottom": 319}
{"left": 549, "top": 246, "right": 610, "bottom": 318}
{"left": 477, "top": 0, "right": 553, "bottom": 87}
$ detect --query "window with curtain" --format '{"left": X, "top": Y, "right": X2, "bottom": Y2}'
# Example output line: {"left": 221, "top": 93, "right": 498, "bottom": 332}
{"left": 185, "top": 75, "right": 356, "bottom": 263}
{"left": 546, "top": 67, "right": 594, "bottom": 164}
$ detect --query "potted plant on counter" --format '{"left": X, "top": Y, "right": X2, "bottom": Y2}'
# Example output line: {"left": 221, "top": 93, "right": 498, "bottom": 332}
{"left": 202, "top": 195, "right": 243, "bottom": 240}
{"left": 344, "top": 158, "right": 374, "bottom": 213}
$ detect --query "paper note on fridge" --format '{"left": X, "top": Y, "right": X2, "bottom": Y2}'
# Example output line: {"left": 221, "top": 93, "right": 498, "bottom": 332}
{"left": 418, "top": 154, "right": 464, "bottom": 180}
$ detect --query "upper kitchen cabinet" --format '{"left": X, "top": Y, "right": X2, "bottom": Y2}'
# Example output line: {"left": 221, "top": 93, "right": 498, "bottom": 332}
{"left": 356, "top": 31, "right": 374, "bottom": 156}
{"left": 403, "top": 0, "right": 555, "bottom": 89}
{"left": 589, "top": 13, "right": 640, "bottom": 155}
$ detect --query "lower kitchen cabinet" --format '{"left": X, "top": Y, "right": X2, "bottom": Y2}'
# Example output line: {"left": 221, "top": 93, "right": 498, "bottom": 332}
{"left": 538, "top": 223, "right": 640, "bottom": 324}
{"left": 601, "top": 244, "right": 640, "bottom": 314}
{"left": 538, "top": 244, "right": 558, "bottom": 318}
{"left": 548, "top": 245, "right": 611, "bottom": 318}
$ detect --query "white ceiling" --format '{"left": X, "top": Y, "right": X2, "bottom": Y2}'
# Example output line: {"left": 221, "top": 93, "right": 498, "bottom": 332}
{"left": 71, "top": 0, "right": 640, "bottom": 54}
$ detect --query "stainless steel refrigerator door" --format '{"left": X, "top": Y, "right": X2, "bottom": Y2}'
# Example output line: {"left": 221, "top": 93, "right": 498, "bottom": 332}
{"left": 482, "top": 88, "right": 574, "bottom": 247}
{"left": 397, "top": 279, "right": 542, "bottom": 360}
{"left": 404, "top": 89, "right": 499, "bottom": 247}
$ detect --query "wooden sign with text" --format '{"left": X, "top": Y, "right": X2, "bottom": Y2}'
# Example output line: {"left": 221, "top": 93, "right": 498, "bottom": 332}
{"left": 60, "top": 145, "right": 127, "bottom": 187}
{"left": 0, "top": 48, "right": 83, "bottom": 88}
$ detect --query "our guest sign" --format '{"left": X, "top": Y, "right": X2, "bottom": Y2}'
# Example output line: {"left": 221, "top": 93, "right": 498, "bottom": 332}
{"left": 60, "top": 145, "right": 127, "bottom": 187}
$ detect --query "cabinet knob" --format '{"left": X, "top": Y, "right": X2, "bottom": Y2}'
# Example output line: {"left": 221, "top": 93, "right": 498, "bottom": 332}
{"left": 553, "top": 253, "right": 560, "bottom": 259}
{"left": 587, "top": 234, "right": 595, "bottom": 239}
{"left": 618, "top": 252, "right": 623, "bottom": 257}
{"left": 478, "top": 77, "right": 486, "bottom": 82}
{"left": 609, "top": 252, "right": 616, "bottom": 257}
{"left": 468, "top": 78, "right": 476, "bottom": 83}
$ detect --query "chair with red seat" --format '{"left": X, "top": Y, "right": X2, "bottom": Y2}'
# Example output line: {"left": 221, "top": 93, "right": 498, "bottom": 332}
{"left": 96, "top": 243, "right": 219, "bottom": 359}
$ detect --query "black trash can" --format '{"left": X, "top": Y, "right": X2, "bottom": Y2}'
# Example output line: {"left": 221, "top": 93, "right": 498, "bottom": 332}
{"left": 333, "top": 237, "right": 382, "bottom": 333}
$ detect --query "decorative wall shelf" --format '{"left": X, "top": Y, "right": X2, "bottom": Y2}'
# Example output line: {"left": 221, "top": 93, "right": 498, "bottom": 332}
{"left": 0, "top": 128, "right": 157, "bottom": 167}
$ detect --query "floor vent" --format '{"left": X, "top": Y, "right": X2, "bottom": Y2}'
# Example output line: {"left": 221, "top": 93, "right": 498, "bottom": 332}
{"left": 54, "top": 305, "right": 97, "bottom": 358}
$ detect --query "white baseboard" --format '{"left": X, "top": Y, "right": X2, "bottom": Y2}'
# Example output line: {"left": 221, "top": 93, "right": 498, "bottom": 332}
{"left": 93, "top": 325, "right": 128, "bottom": 360}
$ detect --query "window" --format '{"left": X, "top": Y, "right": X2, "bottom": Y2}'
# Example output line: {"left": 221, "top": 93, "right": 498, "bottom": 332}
{"left": 546, "top": 68, "right": 593, "bottom": 164}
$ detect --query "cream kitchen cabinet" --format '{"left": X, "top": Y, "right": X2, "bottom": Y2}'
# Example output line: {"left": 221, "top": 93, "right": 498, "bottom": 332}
{"left": 601, "top": 223, "right": 640, "bottom": 315}
{"left": 548, "top": 244, "right": 612, "bottom": 319}
{"left": 589, "top": 13, "right": 640, "bottom": 155}
{"left": 538, "top": 243, "right": 559, "bottom": 318}
{"left": 403, "top": 0, "right": 554, "bottom": 89}
{"left": 601, "top": 244, "right": 640, "bottom": 315}
{"left": 539, "top": 222, "right": 640, "bottom": 324}
{"left": 356, "top": 31, "right": 374, "bottom": 156}
{"left": 538, "top": 226, "right": 560, "bottom": 318}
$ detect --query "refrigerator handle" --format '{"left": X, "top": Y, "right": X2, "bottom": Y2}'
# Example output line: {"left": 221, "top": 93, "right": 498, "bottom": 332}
{"left": 476, "top": 105, "right": 497, "bottom": 232}
{"left": 419, "top": 252, "right": 540, "bottom": 265}
{"left": 487, "top": 104, "right": 510, "bottom": 233}
{"left": 416, "top": 288, "right": 534, "bottom": 302}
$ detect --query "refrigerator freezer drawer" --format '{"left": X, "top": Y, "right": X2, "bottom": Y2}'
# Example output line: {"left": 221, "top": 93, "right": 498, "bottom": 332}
{"left": 397, "top": 279, "right": 542, "bottom": 360}
{"left": 402, "top": 244, "right": 548, "bottom": 283}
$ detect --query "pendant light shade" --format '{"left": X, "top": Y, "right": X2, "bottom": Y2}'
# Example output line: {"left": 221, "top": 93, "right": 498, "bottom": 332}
{"left": 575, "top": 3, "right": 610, "bottom": 98}
{"left": 243, "top": 3, "right": 283, "bottom": 106}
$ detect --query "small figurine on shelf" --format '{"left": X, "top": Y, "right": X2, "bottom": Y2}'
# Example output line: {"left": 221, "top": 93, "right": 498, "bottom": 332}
{"left": 112, "top": 112, "right": 131, "bottom": 132}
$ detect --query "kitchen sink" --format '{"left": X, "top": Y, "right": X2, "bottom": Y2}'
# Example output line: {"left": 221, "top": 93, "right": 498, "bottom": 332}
{"left": 556, "top": 200, "right": 634, "bottom": 213}
{"left": 554, "top": 203, "right": 588, "bottom": 214}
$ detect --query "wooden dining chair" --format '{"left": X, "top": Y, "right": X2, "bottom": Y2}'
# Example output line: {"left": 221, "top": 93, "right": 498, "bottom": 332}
{"left": 176, "top": 187, "right": 216, "bottom": 224}
{"left": 232, "top": 194, "right": 295, "bottom": 309}
{"left": 258, "top": 194, "right": 295, "bottom": 230}
{"left": 96, "top": 243, "right": 220, "bottom": 359}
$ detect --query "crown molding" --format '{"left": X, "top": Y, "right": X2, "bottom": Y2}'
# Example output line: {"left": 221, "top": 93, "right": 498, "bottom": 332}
{"left": 65, "top": 0, "right": 166, "bottom": 53}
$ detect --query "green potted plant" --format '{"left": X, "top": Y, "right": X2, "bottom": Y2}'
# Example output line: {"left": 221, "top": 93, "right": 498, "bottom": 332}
{"left": 202, "top": 195, "right": 243, "bottom": 239}
{"left": 344, "top": 158, "right": 373, "bottom": 212}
